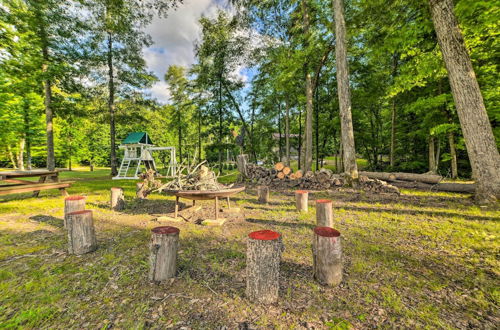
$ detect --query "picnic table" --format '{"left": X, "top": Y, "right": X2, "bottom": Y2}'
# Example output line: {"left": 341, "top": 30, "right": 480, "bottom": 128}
{"left": 0, "top": 170, "right": 73, "bottom": 197}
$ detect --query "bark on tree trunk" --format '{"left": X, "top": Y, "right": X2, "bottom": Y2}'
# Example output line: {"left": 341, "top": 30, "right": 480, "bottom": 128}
{"left": 7, "top": 145, "right": 17, "bottom": 169}
{"left": 237, "top": 154, "right": 249, "bottom": 178}
{"left": 448, "top": 131, "right": 458, "bottom": 178}
{"left": 333, "top": 0, "right": 358, "bottom": 181}
{"left": 246, "top": 230, "right": 282, "bottom": 304}
{"left": 64, "top": 196, "right": 86, "bottom": 228}
{"left": 17, "top": 138, "right": 25, "bottom": 170}
{"left": 390, "top": 55, "right": 398, "bottom": 167}
{"left": 285, "top": 101, "right": 291, "bottom": 166}
{"left": 42, "top": 52, "right": 55, "bottom": 171}
{"left": 149, "top": 226, "right": 179, "bottom": 282}
{"left": 111, "top": 187, "right": 125, "bottom": 211}
{"left": 429, "top": 136, "right": 437, "bottom": 174}
{"left": 429, "top": 0, "right": 500, "bottom": 202}
{"left": 302, "top": 0, "right": 313, "bottom": 173}
{"left": 312, "top": 227, "right": 342, "bottom": 286}
{"left": 316, "top": 199, "right": 333, "bottom": 227}
{"left": 295, "top": 190, "right": 308, "bottom": 212}
{"left": 107, "top": 32, "right": 118, "bottom": 177}
{"left": 67, "top": 210, "right": 97, "bottom": 255}
{"left": 278, "top": 104, "right": 282, "bottom": 161}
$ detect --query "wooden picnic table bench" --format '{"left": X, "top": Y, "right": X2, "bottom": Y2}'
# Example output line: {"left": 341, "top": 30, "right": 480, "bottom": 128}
{"left": 0, "top": 170, "right": 73, "bottom": 197}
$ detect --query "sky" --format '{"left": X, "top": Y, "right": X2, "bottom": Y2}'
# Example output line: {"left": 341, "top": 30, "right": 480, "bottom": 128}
{"left": 143, "top": 0, "right": 223, "bottom": 104}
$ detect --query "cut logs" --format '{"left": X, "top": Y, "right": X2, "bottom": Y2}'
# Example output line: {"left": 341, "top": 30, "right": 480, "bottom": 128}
{"left": 316, "top": 199, "right": 333, "bottom": 227}
{"left": 274, "top": 162, "right": 285, "bottom": 171}
{"left": 295, "top": 190, "right": 309, "bottom": 212}
{"left": 64, "top": 196, "right": 86, "bottom": 228}
{"left": 360, "top": 171, "right": 442, "bottom": 184}
{"left": 149, "top": 226, "right": 180, "bottom": 282}
{"left": 246, "top": 230, "right": 282, "bottom": 304}
{"left": 111, "top": 187, "right": 125, "bottom": 211}
{"left": 312, "top": 227, "right": 342, "bottom": 286}
{"left": 66, "top": 210, "right": 97, "bottom": 255}
{"left": 258, "top": 185, "right": 270, "bottom": 203}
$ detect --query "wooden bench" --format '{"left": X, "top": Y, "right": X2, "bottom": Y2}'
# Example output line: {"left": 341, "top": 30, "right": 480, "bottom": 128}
{"left": 0, "top": 181, "right": 74, "bottom": 196}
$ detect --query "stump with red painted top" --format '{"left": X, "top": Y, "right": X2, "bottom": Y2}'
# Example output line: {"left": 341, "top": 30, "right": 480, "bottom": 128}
{"left": 312, "top": 227, "right": 342, "bottom": 286}
{"left": 66, "top": 210, "right": 97, "bottom": 255}
{"left": 64, "top": 196, "right": 86, "bottom": 228}
{"left": 257, "top": 185, "right": 269, "bottom": 203}
{"left": 246, "top": 230, "right": 283, "bottom": 304}
{"left": 295, "top": 190, "right": 308, "bottom": 212}
{"left": 316, "top": 199, "right": 333, "bottom": 227}
{"left": 111, "top": 187, "right": 125, "bottom": 211}
{"left": 149, "top": 226, "right": 180, "bottom": 282}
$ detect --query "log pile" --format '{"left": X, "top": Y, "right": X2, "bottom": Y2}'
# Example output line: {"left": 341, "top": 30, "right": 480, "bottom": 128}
{"left": 245, "top": 163, "right": 399, "bottom": 194}
{"left": 158, "top": 162, "right": 230, "bottom": 192}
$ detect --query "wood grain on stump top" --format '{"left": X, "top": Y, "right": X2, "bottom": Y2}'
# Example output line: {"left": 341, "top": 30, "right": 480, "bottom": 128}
{"left": 314, "top": 227, "right": 340, "bottom": 237}
{"left": 65, "top": 196, "right": 85, "bottom": 201}
{"left": 68, "top": 210, "right": 92, "bottom": 216}
{"left": 296, "top": 190, "right": 308, "bottom": 194}
{"left": 152, "top": 226, "right": 180, "bottom": 235}
{"left": 316, "top": 199, "right": 332, "bottom": 204}
{"left": 249, "top": 230, "right": 280, "bottom": 241}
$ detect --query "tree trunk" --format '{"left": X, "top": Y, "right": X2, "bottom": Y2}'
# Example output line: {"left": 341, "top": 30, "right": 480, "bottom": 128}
{"left": 237, "top": 154, "right": 249, "bottom": 178}
{"left": 107, "top": 32, "right": 118, "bottom": 176}
{"left": 23, "top": 99, "right": 32, "bottom": 170}
{"left": 285, "top": 101, "right": 290, "bottom": 166}
{"left": 64, "top": 196, "right": 86, "bottom": 228}
{"left": 390, "top": 56, "right": 398, "bottom": 167}
{"left": 278, "top": 104, "right": 282, "bottom": 161}
{"left": 17, "top": 138, "right": 25, "bottom": 170}
{"left": 149, "top": 226, "right": 179, "bottom": 282}
{"left": 312, "top": 227, "right": 342, "bottom": 286}
{"left": 429, "top": 136, "right": 437, "bottom": 174}
{"left": 42, "top": 49, "right": 55, "bottom": 171}
{"left": 298, "top": 107, "right": 302, "bottom": 170}
{"left": 7, "top": 145, "right": 17, "bottom": 169}
{"left": 301, "top": 0, "right": 313, "bottom": 173}
{"left": 448, "top": 131, "right": 458, "bottom": 178}
{"left": 360, "top": 171, "right": 442, "bottom": 184}
{"left": 316, "top": 199, "right": 333, "bottom": 227}
{"left": 429, "top": 0, "right": 500, "bottom": 201}
{"left": 435, "top": 137, "right": 441, "bottom": 171}
{"left": 111, "top": 187, "right": 125, "bottom": 211}
{"left": 67, "top": 210, "right": 97, "bottom": 255}
{"left": 246, "top": 230, "right": 282, "bottom": 304}
{"left": 178, "top": 109, "right": 183, "bottom": 163}
{"left": 333, "top": 0, "right": 358, "bottom": 181}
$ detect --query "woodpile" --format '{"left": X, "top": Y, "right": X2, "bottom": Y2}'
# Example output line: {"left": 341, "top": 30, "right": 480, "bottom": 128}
{"left": 245, "top": 163, "right": 399, "bottom": 194}
{"left": 159, "top": 162, "right": 230, "bottom": 192}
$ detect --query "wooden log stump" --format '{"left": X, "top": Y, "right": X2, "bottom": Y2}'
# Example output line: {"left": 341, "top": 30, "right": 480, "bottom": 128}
{"left": 295, "top": 190, "right": 308, "bottom": 212}
{"left": 258, "top": 185, "right": 270, "bottom": 203}
{"left": 149, "top": 226, "right": 180, "bottom": 282}
{"left": 110, "top": 187, "right": 125, "bottom": 211}
{"left": 316, "top": 199, "right": 333, "bottom": 227}
{"left": 67, "top": 210, "right": 97, "bottom": 255}
{"left": 136, "top": 182, "right": 146, "bottom": 199}
{"left": 64, "top": 196, "right": 86, "bottom": 228}
{"left": 312, "top": 227, "right": 342, "bottom": 286}
{"left": 246, "top": 230, "right": 282, "bottom": 304}
{"left": 237, "top": 154, "right": 249, "bottom": 178}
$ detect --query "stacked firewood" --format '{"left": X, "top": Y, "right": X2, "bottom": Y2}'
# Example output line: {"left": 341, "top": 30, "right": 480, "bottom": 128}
{"left": 245, "top": 163, "right": 399, "bottom": 194}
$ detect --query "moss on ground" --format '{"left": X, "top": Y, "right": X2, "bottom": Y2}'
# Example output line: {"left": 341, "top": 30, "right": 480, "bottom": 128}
{"left": 0, "top": 169, "right": 498, "bottom": 328}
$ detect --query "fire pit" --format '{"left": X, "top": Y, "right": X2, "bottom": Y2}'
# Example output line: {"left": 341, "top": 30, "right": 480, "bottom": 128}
{"left": 163, "top": 186, "right": 246, "bottom": 220}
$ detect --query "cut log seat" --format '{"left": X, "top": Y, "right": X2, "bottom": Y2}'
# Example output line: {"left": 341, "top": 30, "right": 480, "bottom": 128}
{"left": 0, "top": 181, "right": 74, "bottom": 196}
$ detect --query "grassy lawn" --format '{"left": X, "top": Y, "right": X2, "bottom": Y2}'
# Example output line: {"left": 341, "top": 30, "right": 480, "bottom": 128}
{"left": 0, "top": 169, "right": 498, "bottom": 328}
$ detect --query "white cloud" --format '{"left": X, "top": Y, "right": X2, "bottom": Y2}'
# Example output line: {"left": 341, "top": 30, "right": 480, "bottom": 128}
{"left": 144, "top": 0, "right": 220, "bottom": 103}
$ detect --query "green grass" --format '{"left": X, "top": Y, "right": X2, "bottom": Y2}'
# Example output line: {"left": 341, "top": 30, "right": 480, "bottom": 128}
{"left": 0, "top": 168, "right": 498, "bottom": 328}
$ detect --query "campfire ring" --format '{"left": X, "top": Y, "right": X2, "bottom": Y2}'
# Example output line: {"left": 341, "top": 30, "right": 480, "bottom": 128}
{"left": 163, "top": 186, "right": 246, "bottom": 220}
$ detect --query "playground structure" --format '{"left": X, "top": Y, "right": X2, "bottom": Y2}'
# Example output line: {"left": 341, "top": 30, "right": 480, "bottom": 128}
{"left": 113, "top": 132, "right": 177, "bottom": 180}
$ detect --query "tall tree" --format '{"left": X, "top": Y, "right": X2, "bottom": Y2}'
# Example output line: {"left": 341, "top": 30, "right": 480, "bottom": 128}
{"left": 301, "top": 0, "right": 313, "bottom": 172}
{"left": 333, "top": 0, "right": 358, "bottom": 180}
{"left": 428, "top": 0, "right": 500, "bottom": 201}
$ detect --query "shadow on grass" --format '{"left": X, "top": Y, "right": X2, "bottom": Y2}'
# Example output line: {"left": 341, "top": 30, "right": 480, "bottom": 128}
{"left": 29, "top": 215, "right": 64, "bottom": 228}
{"left": 246, "top": 217, "right": 314, "bottom": 230}
{"left": 336, "top": 205, "right": 500, "bottom": 221}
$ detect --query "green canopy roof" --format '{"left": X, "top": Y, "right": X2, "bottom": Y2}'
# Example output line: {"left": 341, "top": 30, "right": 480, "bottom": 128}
{"left": 122, "top": 132, "right": 153, "bottom": 145}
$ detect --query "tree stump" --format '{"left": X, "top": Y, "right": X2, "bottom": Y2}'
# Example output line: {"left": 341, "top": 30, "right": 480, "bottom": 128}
{"left": 111, "top": 187, "right": 125, "bottom": 211}
{"left": 237, "top": 154, "right": 249, "bottom": 178}
{"left": 246, "top": 230, "right": 282, "bottom": 304}
{"left": 258, "top": 185, "right": 269, "bottom": 203}
{"left": 312, "top": 227, "right": 342, "bottom": 286}
{"left": 295, "top": 190, "right": 308, "bottom": 212}
{"left": 64, "top": 196, "right": 86, "bottom": 228}
{"left": 67, "top": 210, "right": 97, "bottom": 255}
{"left": 149, "top": 226, "right": 180, "bottom": 282}
{"left": 316, "top": 199, "right": 333, "bottom": 227}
